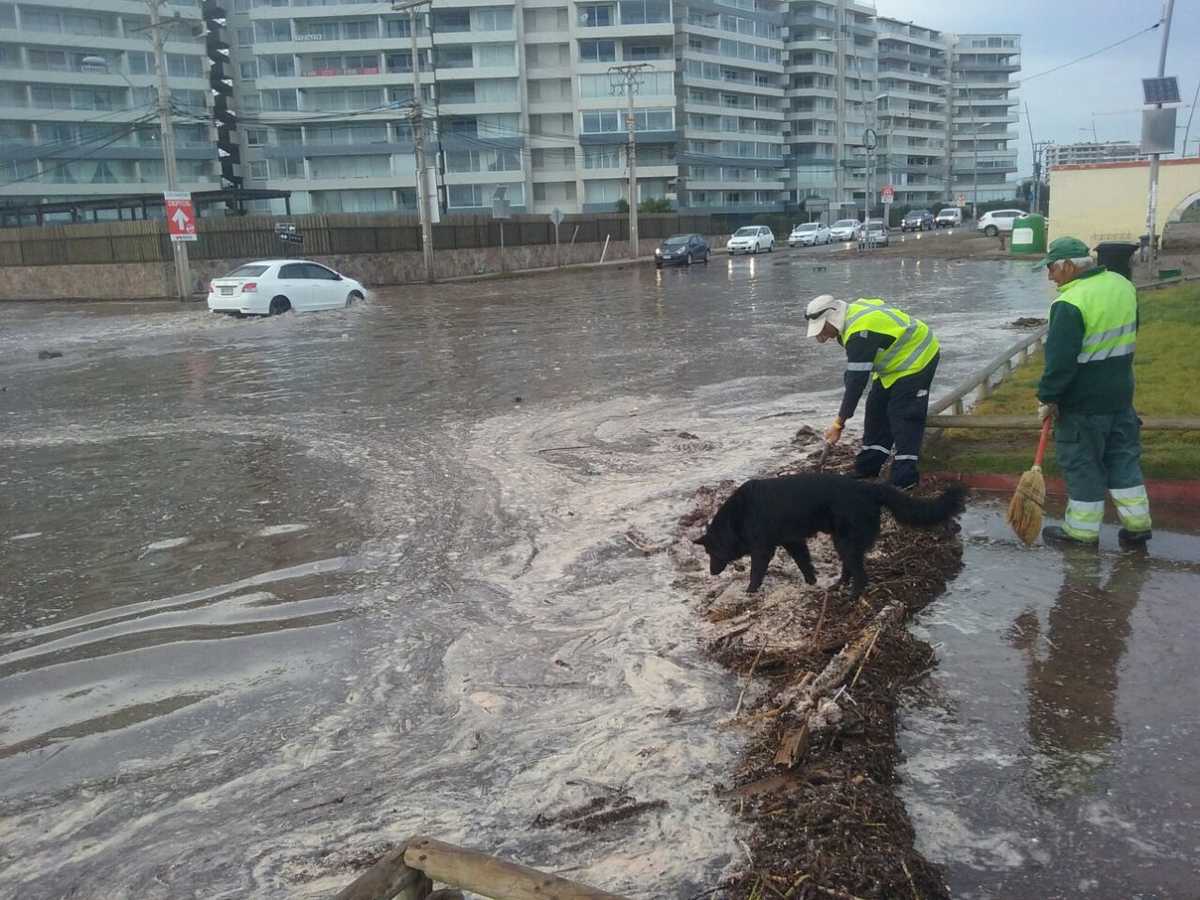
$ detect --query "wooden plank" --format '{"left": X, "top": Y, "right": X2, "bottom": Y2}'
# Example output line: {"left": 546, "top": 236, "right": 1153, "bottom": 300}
{"left": 333, "top": 846, "right": 432, "bottom": 900}
{"left": 403, "top": 836, "right": 628, "bottom": 900}
{"left": 931, "top": 415, "right": 1200, "bottom": 431}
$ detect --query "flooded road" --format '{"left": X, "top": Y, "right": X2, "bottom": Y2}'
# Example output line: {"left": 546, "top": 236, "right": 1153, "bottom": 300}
{"left": 5, "top": 256, "right": 1050, "bottom": 898}
{"left": 901, "top": 500, "right": 1200, "bottom": 899}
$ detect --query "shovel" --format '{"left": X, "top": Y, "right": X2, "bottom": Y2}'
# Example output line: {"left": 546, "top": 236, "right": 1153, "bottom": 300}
{"left": 814, "top": 440, "right": 833, "bottom": 472}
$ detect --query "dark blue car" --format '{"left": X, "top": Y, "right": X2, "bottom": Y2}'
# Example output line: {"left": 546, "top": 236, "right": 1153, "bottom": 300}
{"left": 655, "top": 233, "right": 711, "bottom": 267}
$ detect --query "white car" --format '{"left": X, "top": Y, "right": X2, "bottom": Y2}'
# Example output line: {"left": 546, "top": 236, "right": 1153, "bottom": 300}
{"left": 788, "top": 222, "right": 832, "bottom": 247}
{"left": 858, "top": 219, "right": 890, "bottom": 247}
{"left": 726, "top": 225, "right": 775, "bottom": 255}
{"left": 976, "top": 209, "right": 1026, "bottom": 237}
{"left": 207, "top": 259, "right": 366, "bottom": 316}
{"left": 829, "top": 218, "right": 863, "bottom": 242}
{"left": 935, "top": 207, "right": 963, "bottom": 228}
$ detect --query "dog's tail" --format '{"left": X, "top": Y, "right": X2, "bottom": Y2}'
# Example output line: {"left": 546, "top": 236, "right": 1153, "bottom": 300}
{"left": 869, "top": 482, "right": 967, "bottom": 527}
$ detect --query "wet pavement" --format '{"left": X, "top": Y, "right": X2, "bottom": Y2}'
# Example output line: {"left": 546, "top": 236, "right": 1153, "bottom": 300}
{"left": 901, "top": 499, "right": 1200, "bottom": 899}
{"left": 2, "top": 253, "right": 1182, "bottom": 898}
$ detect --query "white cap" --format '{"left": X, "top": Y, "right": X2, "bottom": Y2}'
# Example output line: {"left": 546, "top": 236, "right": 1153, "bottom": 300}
{"left": 805, "top": 294, "right": 847, "bottom": 338}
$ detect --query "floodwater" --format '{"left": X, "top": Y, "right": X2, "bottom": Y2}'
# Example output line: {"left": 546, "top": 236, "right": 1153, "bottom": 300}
{"left": 901, "top": 501, "right": 1200, "bottom": 899}
{"left": 4, "top": 254, "right": 1053, "bottom": 898}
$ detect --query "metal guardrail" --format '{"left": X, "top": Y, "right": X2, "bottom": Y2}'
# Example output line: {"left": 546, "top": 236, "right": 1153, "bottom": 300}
{"left": 930, "top": 324, "right": 1049, "bottom": 417}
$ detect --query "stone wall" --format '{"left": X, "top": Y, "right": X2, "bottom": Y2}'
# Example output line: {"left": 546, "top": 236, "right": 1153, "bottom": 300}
{"left": 0, "top": 235, "right": 726, "bottom": 301}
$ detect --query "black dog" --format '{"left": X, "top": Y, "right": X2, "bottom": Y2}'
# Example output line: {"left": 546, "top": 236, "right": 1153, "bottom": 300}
{"left": 693, "top": 474, "right": 966, "bottom": 601}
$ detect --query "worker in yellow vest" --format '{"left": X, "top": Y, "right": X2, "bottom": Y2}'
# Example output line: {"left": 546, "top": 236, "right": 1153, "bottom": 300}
{"left": 806, "top": 294, "right": 941, "bottom": 489}
{"left": 1034, "top": 236, "right": 1152, "bottom": 548}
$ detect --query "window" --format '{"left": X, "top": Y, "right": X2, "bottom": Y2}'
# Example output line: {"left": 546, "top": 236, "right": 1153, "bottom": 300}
{"left": 435, "top": 46, "right": 473, "bottom": 68}
{"left": 297, "top": 21, "right": 338, "bottom": 40}
{"left": 248, "top": 160, "right": 268, "bottom": 179}
{"left": 477, "top": 44, "right": 514, "bottom": 67}
{"left": 583, "top": 146, "right": 621, "bottom": 168}
{"left": 578, "top": 4, "right": 614, "bottom": 27}
{"left": 578, "top": 40, "right": 616, "bottom": 63}
{"left": 448, "top": 184, "right": 483, "bottom": 207}
{"left": 242, "top": 94, "right": 261, "bottom": 111}
{"left": 254, "top": 20, "right": 290, "bottom": 42}
{"left": 303, "top": 263, "right": 339, "bottom": 280}
{"left": 619, "top": 0, "right": 669, "bottom": 25}
{"left": 167, "top": 54, "right": 202, "bottom": 77}
{"left": 582, "top": 110, "right": 620, "bottom": 133}
{"left": 385, "top": 18, "right": 412, "bottom": 38}
{"left": 474, "top": 7, "right": 512, "bottom": 31}
{"left": 260, "top": 89, "right": 298, "bottom": 111}
{"left": 261, "top": 55, "right": 294, "bottom": 77}
{"left": 279, "top": 263, "right": 307, "bottom": 279}
{"left": 245, "top": 128, "right": 267, "bottom": 146}
{"left": 237, "top": 27, "right": 254, "bottom": 47}
{"left": 432, "top": 9, "right": 470, "bottom": 32}
{"left": 386, "top": 52, "right": 412, "bottom": 73}
{"left": 628, "top": 44, "right": 664, "bottom": 61}
{"left": 272, "top": 158, "right": 304, "bottom": 178}
{"left": 341, "top": 20, "right": 376, "bottom": 39}
{"left": 240, "top": 61, "right": 258, "bottom": 79}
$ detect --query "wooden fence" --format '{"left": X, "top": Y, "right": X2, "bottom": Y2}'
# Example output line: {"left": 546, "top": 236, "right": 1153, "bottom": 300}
{"left": 0, "top": 211, "right": 772, "bottom": 268}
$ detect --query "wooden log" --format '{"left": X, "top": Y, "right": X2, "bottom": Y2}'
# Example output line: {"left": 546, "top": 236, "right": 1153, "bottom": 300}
{"left": 334, "top": 845, "right": 432, "bottom": 900}
{"left": 773, "top": 601, "right": 906, "bottom": 769}
{"left": 931, "top": 415, "right": 1200, "bottom": 431}
{"left": 403, "top": 836, "right": 628, "bottom": 900}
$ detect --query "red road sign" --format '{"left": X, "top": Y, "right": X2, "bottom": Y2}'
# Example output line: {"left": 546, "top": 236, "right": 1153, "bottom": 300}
{"left": 880, "top": 185, "right": 896, "bottom": 204}
{"left": 164, "top": 192, "right": 197, "bottom": 242}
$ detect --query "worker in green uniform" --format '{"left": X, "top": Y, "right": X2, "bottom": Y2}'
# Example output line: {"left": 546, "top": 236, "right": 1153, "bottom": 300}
{"left": 1035, "top": 236, "right": 1152, "bottom": 548}
{"left": 807, "top": 294, "right": 941, "bottom": 488}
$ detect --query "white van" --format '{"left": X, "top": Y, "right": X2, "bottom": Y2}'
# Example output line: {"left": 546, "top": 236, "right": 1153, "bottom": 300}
{"left": 935, "top": 207, "right": 963, "bottom": 228}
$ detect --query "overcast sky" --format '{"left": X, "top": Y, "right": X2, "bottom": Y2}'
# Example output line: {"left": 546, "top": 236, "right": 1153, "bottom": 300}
{"left": 880, "top": 0, "right": 1200, "bottom": 177}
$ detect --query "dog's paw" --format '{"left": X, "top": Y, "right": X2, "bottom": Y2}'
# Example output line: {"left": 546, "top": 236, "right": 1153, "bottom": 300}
{"left": 803, "top": 572, "right": 817, "bottom": 586}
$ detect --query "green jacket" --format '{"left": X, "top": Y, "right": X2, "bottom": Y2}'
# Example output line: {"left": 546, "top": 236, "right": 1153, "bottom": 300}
{"left": 1037, "top": 267, "right": 1137, "bottom": 414}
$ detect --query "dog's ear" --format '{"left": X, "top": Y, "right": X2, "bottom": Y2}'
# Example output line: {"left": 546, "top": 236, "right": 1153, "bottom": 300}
{"left": 692, "top": 535, "right": 707, "bottom": 546}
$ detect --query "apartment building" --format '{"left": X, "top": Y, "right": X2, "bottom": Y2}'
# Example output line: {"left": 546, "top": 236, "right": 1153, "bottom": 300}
{"left": 950, "top": 32, "right": 1020, "bottom": 206}
{"left": 0, "top": 0, "right": 215, "bottom": 211}
{"left": 783, "top": 1, "right": 1020, "bottom": 216}
{"left": 1044, "top": 140, "right": 1148, "bottom": 170}
{"left": 2, "top": 0, "right": 1020, "bottom": 218}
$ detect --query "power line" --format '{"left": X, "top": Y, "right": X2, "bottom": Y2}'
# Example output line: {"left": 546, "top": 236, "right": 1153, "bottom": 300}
{"left": 0, "top": 115, "right": 158, "bottom": 190}
{"left": 1017, "top": 23, "right": 1160, "bottom": 85}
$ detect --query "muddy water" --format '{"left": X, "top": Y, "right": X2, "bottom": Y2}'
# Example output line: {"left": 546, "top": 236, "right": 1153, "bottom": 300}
{"left": 901, "top": 500, "right": 1200, "bottom": 899}
{"left": 1, "top": 257, "right": 1046, "bottom": 898}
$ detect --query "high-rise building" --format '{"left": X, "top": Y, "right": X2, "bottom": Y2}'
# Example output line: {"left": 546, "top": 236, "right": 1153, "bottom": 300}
{"left": 0, "top": 0, "right": 216, "bottom": 216}
{"left": 1, "top": 0, "right": 1021, "bottom": 219}
{"left": 1043, "top": 140, "right": 1148, "bottom": 170}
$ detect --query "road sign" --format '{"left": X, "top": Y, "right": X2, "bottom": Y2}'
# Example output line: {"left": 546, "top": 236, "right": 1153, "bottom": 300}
{"left": 956, "top": 194, "right": 967, "bottom": 207}
{"left": 880, "top": 185, "right": 895, "bottom": 204}
{"left": 275, "top": 222, "right": 297, "bottom": 235}
{"left": 278, "top": 233, "right": 304, "bottom": 245}
{"left": 164, "top": 192, "right": 197, "bottom": 242}
{"left": 549, "top": 207, "right": 564, "bottom": 227}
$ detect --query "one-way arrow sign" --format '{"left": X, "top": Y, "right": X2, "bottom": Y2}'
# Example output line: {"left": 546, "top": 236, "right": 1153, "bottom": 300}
{"left": 164, "top": 192, "right": 197, "bottom": 242}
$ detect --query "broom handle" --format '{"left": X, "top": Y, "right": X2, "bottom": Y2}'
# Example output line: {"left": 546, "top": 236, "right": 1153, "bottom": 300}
{"left": 1033, "top": 417, "right": 1053, "bottom": 467}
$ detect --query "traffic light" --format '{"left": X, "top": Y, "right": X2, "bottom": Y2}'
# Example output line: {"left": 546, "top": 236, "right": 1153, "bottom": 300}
{"left": 201, "top": 0, "right": 240, "bottom": 206}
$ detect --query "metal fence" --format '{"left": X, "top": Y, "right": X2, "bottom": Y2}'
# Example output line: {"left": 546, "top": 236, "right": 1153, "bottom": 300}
{"left": 0, "top": 210, "right": 787, "bottom": 268}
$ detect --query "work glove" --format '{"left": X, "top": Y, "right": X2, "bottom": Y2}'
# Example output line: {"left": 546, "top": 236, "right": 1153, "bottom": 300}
{"left": 824, "top": 418, "right": 844, "bottom": 445}
{"left": 1037, "top": 402, "right": 1058, "bottom": 422}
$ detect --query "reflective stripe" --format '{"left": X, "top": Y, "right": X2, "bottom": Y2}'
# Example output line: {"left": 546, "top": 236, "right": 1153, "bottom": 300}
{"left": 894, "top": 454, "right": 919, "bottom": 461}
{"left": 846, "top": 362, "right": 875, "bottom": 372}
{"left": 862, "top": 444, "right": 891, "bottom": 454}
{"left": 1110, "top": 486, "right": 1152, "bottom": 531}
{"left": 1077, "top": 341, "right": 1137, "bottom": 364}
{"left": 1064, "top": 499, "right": 1103, "bottom": 541}
{"left": 873, "top": 323, "right": 918, "bottom": 369}
{"left": 1082, "top": 321, "right": 1137, "bottom": 348}
{"left": 845, "top": 300, "right": 906, "bottom": 330}
{"left": 886, "top": 327, "right": 935, "bottom": 375}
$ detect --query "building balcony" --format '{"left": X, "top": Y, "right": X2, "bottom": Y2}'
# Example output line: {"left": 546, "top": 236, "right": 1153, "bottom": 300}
{"left": 683, "top": 99, "right": 785, "bottom": 121}
{"left": 681, "top": 72, "right": 785, "bottom": 98}
{"left": 575, "top": 21, "right": 673, "bottom": 39}
{"left": 954, "top": 59, "right": 1021, "bottom": 74}
{"left": 679, "top": 21, "right": 784, "bottom": 51}
{"left": 877, "top": 45, "right": 947, "bottom": 67}
{"left": 679, "top": 45, "right": 784, "bottom": 74}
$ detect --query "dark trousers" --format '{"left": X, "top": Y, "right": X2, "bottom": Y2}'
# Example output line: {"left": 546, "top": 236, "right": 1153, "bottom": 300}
{"left": 854, "top": 353, "right": 939, "bottom": 488}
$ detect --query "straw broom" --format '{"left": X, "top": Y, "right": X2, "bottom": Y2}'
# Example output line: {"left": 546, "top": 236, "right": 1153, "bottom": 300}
{"left": 1007, "top": 418, "right": 1053, "bottom": 545}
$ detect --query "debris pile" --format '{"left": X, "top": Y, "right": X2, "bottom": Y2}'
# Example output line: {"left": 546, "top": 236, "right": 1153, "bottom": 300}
{"left": 673, "top": 435, "right": 964, "bottom": 899}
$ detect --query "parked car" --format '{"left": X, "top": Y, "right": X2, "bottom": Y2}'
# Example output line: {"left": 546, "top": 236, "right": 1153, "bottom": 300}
{"left": 934, "top": 207, "right": 963, "bottom": 228}
{"left": 829, "top": 218, "right": 863, "bottom": 242}
{"left": 207, "top": 260, "right": 366, "bottom": 316}
{"left": 976, "top": 208, "right": 1026, "bottom": 237}
{"left": 788, "top": 222, "right": 832, "bottom": 247}
{"left": 655, "top": 233, "right": 710, "bottom": 267}
{"left": 901, "top": 209, "right": 934, "bottom": 232}
{"left": 726, "top": 225, "right": 775, "bottom": 255}
{"left": 858, "top": 219, "right": 890, "bottom": 247}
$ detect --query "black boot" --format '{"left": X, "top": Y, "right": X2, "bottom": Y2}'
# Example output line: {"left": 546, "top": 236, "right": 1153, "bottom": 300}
{"left": 1042, "top": 525, "right": 1098, "bottom": 548}
{"left": 1118, "top": 528, "right": 1152, "bottom": 549}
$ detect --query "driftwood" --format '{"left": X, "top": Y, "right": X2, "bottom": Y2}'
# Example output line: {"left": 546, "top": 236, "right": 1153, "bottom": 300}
{"left": 773, "top": 601, "right": 907, "bottom": 768}
{"left": 333, "top": 846, "right": 432, "bottom": 900}
{"left": 403, "top": 836, "right": 627, "bottom": 900}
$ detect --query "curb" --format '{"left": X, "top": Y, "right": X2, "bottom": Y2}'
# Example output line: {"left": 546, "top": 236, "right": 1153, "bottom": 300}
{"left": 934, "top": 472, "right": 1200, "bottom": 506}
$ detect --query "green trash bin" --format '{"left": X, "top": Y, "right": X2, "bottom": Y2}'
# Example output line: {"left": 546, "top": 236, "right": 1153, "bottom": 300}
{"left": 1010, "top": 214, "right": 1047, "bottom": 255}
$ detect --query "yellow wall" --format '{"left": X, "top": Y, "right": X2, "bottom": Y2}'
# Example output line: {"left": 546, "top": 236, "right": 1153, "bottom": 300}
{"left": 1048, "top": 159, "right": 1200, "bottom": 245}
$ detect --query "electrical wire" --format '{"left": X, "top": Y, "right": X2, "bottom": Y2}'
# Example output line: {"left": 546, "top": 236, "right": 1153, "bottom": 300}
{"left": 1016, "top": 22, "right": 1161, "bottom": 86}
{"left": 0, "top": 114, "right": 159, "bottom": 189}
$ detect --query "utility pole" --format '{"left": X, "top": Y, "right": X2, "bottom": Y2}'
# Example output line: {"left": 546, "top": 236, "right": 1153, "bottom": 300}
{"left": 610, "top": 63, "right": 648, "bottom": 258}
{"left": 394, "top": 0, "right": 435, "bottom": 282}
{"left": 148, "top": 0, "right": 190, "bottom": 300}
{"left": 1146, "top": 0, "right": 1176, "bottom": 261}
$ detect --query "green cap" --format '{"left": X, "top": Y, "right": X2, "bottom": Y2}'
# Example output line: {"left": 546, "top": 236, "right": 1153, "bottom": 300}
{"left": 1033, "top": 236, "right": 1091, "bottom": 270}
